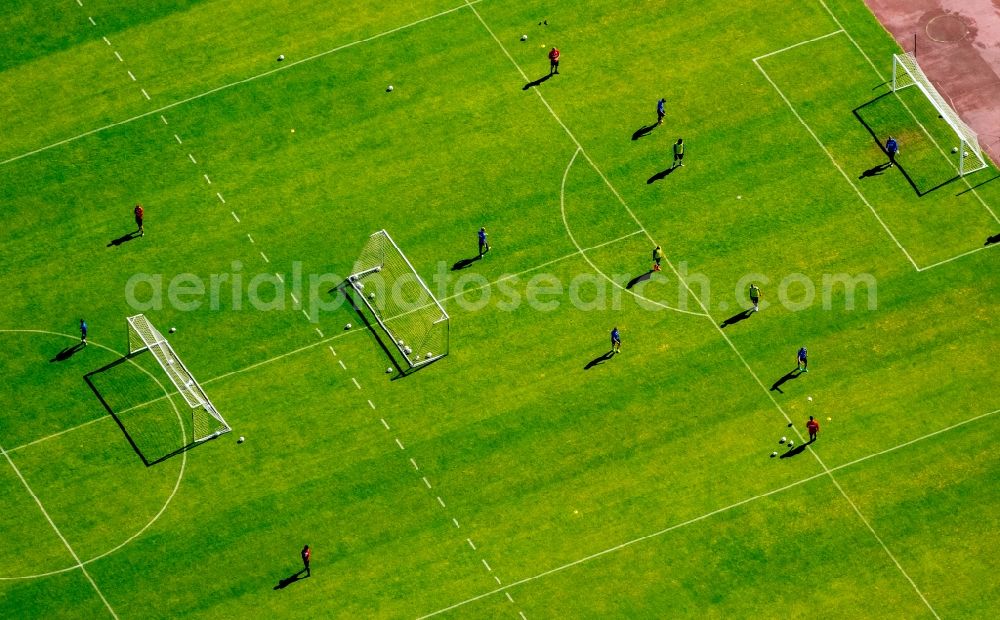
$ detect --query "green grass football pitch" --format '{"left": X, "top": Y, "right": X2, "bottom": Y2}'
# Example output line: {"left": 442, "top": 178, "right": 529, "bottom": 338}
{"left": 1, "top": 0, "right": 999, "bottom": 617}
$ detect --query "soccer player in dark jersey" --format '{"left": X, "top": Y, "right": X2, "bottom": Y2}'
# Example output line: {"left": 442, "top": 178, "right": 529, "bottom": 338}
{"left": 301, "top": 545, "right": 311, "bottom": 577}
{"left": 134, "top": 203, "right": 145, "bottom": 237}
{"left": 548, "top": 47, "right": 560, "bottom": 75}
{"left": 80, "top": 319, "right": 88, "bottom": 346}
{"left": 885, "top": 136, "right": 898, "bottom": 167}
{"left": 656, "top": 98, "right": 666, "bottom": 126}
{"left": 797, "top": 347, "right": 808, "bottom": 372}
{"left": 749, "top": 283, "right": 761, "bottom": 312}
{"left": 611, "top": 327, "right": 621, "bottom": 354}
{"left": 652, "top": 245, "right": 664, "bottom": 272}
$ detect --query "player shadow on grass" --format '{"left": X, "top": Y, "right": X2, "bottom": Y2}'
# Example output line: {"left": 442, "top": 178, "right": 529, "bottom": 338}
{"left": 273, "top": 569, "right": 308, "bottom": 590}
{"left": 584, "top": 350, "right": 615, "bottom": 370}
{"left": 632, "top": 124, "right": 657, "bottom": 140}
{"left": 50, "top": 342, "right": 85, "bottom": 362}
{"left": 858, "top": 162, "right": 891, "bottom": 179}
{"left": 626, "top": 271, "right": 653, "bottom": 289}
{"left": 985, "top": 233, "right": 1000, "bottom": 246}
{"left": 647, "top": 166, "right": 677, "bottom": 184}
{"left": 523, "top": 74, "right": 553, "bottom": 90}
{"left": 779, "top": 443, "right": 808, "bottom": 459}
{"left": 452, "top": 255, "right": 482, "bottom": 270}
{"left": 769, "top": 368, "right": 802, "bottom": 394}
{"left": 107, "top": 231, "right": 141, "bottom": 247}
{"left": 719, "top": 309, "right": 753, "bottom": 328}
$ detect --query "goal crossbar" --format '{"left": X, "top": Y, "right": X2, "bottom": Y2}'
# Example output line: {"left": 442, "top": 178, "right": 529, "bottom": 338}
{"left": 891, "top": 52, "right": 988, "bottom": 176}
{"left": 126, "top": 314, "right": 230, "bottom": 442}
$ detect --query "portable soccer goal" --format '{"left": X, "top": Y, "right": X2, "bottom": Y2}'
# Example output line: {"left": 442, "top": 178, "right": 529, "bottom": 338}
{"left": 126, "top": 314, "right": 231, "bottom": 442}
{"left": 891, "top": 52, "right": 988, "bottom": 176}
{"left": 347, "top": 230, "right": 449, "bottom": 368}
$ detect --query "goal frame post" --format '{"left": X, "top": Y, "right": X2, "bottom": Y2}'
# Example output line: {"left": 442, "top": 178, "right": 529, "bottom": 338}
{"left": 126, "top": 314, "right": 231, "bottom": 443}
{"left": 890, "top": 52, "right": 988, "bottom": 176}
{"left": 347, "top": 230, "right": 450, "bottom": 370}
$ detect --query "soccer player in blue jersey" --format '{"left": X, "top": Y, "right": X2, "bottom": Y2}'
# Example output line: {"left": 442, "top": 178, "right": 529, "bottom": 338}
{"left": 611, "top": 327, "right": 621, "bottom": 354}
{"left": 656, "top": 98, "right": 666, "bottom": 126}
{"left": 478, "top": 227, "right": 490, "bottom": 256}
{"left": 80, "top": 319, "right": 88, "bottom": 346}
{"left": 885, "top": 136, "right": 899, "bottom": 167}
{"left": 797, "top": 346, "right": 808, "bottom": 372}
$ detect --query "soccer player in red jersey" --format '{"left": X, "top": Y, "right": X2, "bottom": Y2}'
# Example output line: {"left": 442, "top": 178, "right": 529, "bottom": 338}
{"left": 301, "top": 545, "right": 311, "bottom": 577}
{"left": 807, "top": 416, "right": 820, "bottom": 442}
{"left": 548, "top": 47, "right": 560, "bottom": 75}
{"left": 134, "top": 204, "right": 145, "bottom": 237}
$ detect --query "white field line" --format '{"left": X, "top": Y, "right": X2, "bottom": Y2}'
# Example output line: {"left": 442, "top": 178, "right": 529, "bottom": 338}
{"left": 418, "top": 403, "right": 1000, "bottom": 619}
{"left": 0, "top": 444, "right": 119, "bottom": 618}
{"left": 470, "top": 9, "right": 939, "bottom": 617}
{"left": 560, "top": 148, "right": 708, "bottom": 318}
{"left": 752, "top": 56, "right": 920, "bottom": 270}
{"left": 752, "top": 29, "right": 843, "bottom": 61}
{"left": 0, "top": 1, "right": 484, "bottom": 168}
{"left": 0, "top": 330, "right": 189, "bottom": 582}
{"left": 917, "top": 242, "right": 998, "bottom": 271}
{"left": 818, "top": 0, "right": 999, "bottom": 225}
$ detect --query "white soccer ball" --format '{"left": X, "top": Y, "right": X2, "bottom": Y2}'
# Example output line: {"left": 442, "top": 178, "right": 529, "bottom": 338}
{"left": 277, "top": 54, "right": 284, "bottom": 62}
{"left": 386, "top": 85, "right": 394, "bottom": 92}
{"left": 780, "top": 436, "right": 787, "bottom": 444}
{"left": 169, "top": 327, "right": 176, "bottom": 333}
{"left": 357, "top": 282, "right": 364, "bottom": 290}
{"left": 404, "top": 346, "right": 412, "bottom": 355}
{"left": 521, "top": 34, "right": 528, "bottom": 41}
{"left": 238, "top": 436, "right": 245, "bottom": 443}
{"left": 345, "top": 323, "right": 352, "bottom": 329}
{"left": 807, "top": 396, "right": 813, "bottom": 401}
{"left": 788, "top": 441, "right": 794, "bottom": 448}
{"left": 368, "top": 292, "right": 375, "bottom": 300}
{"left": 771, "top": 451, "right": 777, "bottom": 457}
{"left": 375, "top": 266, "right": 382, "bottom": 272}
{"left": 425, "top": 352, "right": 433, "bottom": 359}
{"left": 963, "top": 151, "right": 969, "bottom": 157}
{"left": 397, "top": 339, "right": 405, "bottom": 346}
{"left": 386, "top": 367, "right": 393, "bottom": 373}
{"left": 952, "top": 147, "right": 959, "bottom": 153}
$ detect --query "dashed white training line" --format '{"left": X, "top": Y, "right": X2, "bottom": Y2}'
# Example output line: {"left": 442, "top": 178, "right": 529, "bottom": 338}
{"left": 76, "top": 0, "right": 83, "bottom": 7}
{"left": 314, "top": 328, "right": 324, "bottom": 338}
{"left": 519, "top": 611, "right": 527, "bottom": 620}
{"left": 423, "top": 476, "right": 432, "bottom": 489}
{"left": 159, "top": 114, "right": 167, "bottom": 124}
{"left": 411, "top": 458, "right": 420, "bottom": 471}
{"left": 327, "top": 345, "right": 336, "bottom": 356}
{"left": 351, "top": 377, "right": 361, "bottom": 390}
{"left": 505, "top": 592, "right": 514, "bottom": 603}
{"left": 88, "top": 16, "right": 96, "bottom": 25}
{"left": 290, "top": 293, "right": 299, "bottom": 305}
{"left": 102, "top": 36, "right": 110, "bottom": 46}
{"left": 301, "top": 309, "right": 310, "bottom": 320}
{"left": 481, "top": 559, "right": 491, "bottom": 572}
{"left": 114, "top": 51, "right": 123, "bottom": 62}
{"left": 187, "top": 153, "right": 197, "bottom": 164}
{"left": 203, "top": 174, "right": 211, "bottom": 184}
{"left": 230, "top": 211, "right": 240, "bottom": 223}
{"left": 395, "top": 438, "right": 405, "bottom": 450}
{"left": 174, "top": 134, "right": 182, "bottom": 144}
{"left": 276, "top": 273, "right": 284, "bottom": 283}
{"left": 467, "top": 538, "right": 476, "bottom": 550}
{"left": 338, "top": 360, "right": 346, "bottom": 370}
{"left": 127, "top": 70, "right": 136, "bottom": 81}
{"left": 437, "top": 496, "right": 447, "bottom": 508}
{"left": 381, "top": 418, "right": 391, "bottom": 430}
{"left": 367, "top": 399, "right": 375, "bottom": 409}
{"left": 452, "top": 518, "right": 460, "bottom": 528}
{"left": 246, "top": 233, "right": 254, "bottom": 244}
{"left": 141, "top": 88, "right": 150, "bottom": 100}
{"left": 494, "top": 575, "right": 501, "bottom": 585}
{"left": 216, "top": 192, "right": 225, "bottom": 203}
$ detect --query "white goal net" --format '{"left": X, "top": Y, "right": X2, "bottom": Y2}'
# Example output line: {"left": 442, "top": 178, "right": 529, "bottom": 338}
{"left": 127, "top": 314, "right": 231, "bottom": 442}
{"left": 891, "top": 52, "right": 988, "bottom": 176}
{"left": 348, "top": 230, "right": 449, "bottom": 368}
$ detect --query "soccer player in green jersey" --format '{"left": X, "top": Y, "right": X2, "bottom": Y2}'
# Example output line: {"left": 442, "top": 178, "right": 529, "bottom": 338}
{"left": 749, "top": 283, "right": 761, "bottom": 312}
{"left": 672, "top": 138, "right": 684, "bottom": 167}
